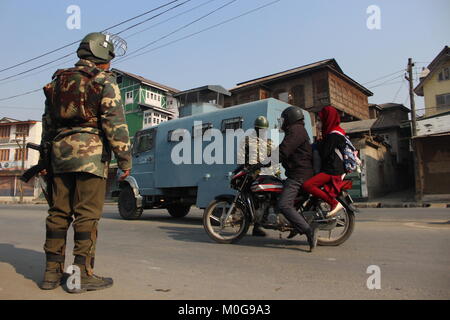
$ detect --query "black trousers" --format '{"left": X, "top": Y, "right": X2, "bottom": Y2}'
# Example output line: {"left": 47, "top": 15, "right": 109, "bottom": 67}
{"left": 278, "top": 178, "right": 311, "bottom": 235}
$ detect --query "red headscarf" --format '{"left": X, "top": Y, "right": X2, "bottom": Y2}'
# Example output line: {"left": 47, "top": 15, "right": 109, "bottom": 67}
{"left": 318, "top": 106, "right": 346, "bottom": 136}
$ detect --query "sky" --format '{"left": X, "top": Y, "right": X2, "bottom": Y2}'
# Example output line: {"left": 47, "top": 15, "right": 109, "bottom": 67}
{"left": 0, "top": 0, "right": 449, "bottom": 120}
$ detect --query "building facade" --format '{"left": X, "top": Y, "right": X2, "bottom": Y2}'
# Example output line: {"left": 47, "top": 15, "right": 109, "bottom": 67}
{"left": 0, "top": 117, "right": 42, "bottom": 200}
{"left": 224, "top": 59, "right": 373, "bottom": 131}
{"left": 112, "top": 69, "right": 180, "bottom": 139}
{"left": 414, "top": 46, "right": 450, "bottom": 117}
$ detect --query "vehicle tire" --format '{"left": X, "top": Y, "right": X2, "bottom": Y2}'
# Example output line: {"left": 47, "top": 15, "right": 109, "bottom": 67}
{"left": 118, "top": 185, "right": 143, "bottom": 220}
{"left": 167, "top": 204, "right": 191, "bottom": 218}
{"left": 317, "top": 211, "right": 355, "bottom": 246}
{"left": 203, "top": 199, "right": 250, "bottom": 244}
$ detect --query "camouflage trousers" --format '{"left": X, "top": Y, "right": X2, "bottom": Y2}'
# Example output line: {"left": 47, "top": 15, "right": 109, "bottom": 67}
{"left": 44, "top": 172, "right": 106, "bottom": 274}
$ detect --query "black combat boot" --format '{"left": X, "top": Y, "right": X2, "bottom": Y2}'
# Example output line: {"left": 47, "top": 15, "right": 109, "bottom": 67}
{"left": 306, "top": 225, "right": 318, "bottom": 253}
{"left": 252, "top": 224, "right": 266, "bottom": 237}
{"left": 40, "top": 254, "right": 65, "bottom": 290}
{"left": 67, "top": 256, "right": 113, "bottom": 293}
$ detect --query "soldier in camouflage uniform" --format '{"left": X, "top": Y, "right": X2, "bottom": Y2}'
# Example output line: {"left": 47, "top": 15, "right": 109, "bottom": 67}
{"left": 237, "top": 116, "right": 279, "bottom": 237}
{"left": 39, "top": 32, "right": 132, "bottom": 292}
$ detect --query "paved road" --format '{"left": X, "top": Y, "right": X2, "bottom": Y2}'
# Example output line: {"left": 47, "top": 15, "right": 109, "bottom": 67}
{"left": 0, "top": 204, "right": 449, "bottom": 300}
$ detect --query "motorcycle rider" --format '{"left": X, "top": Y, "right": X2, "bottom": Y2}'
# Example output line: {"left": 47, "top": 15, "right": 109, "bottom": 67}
{"left": 237, "top": 116, "right": 279, "bottom": 237}
{"left": 277, "top": 106, "right": 318, "bottom": 252}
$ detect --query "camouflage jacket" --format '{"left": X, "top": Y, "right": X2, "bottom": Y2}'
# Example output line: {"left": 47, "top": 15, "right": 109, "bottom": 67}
{"left": 237, "top": 131, "right": 280, "bottom": 177}
{"left": 41, "top": 59, "right": 131, "bottom": 178}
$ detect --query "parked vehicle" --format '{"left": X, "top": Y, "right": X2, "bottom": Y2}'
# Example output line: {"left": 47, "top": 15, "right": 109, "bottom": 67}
{"left": 203, "top": 163, "right": 357, "bottom": 246}
{"left": 112, "top": 98, "right": 312, "bottom": 220}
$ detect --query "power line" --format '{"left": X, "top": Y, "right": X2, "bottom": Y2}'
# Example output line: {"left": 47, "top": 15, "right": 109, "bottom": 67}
{"left": 361, "top": 69, "right": 405, "bottom": 86}
{"left": 0, "top": 0, "right": 282, "bottom": 102}
{"left": 0, "top": 88, "right": 42, "bottom": 102}
{"left": 117, "top": 0, "right": 239, "bottom": 63}
{"left": 367, "top": 74, "right": 404, "bottom": 89}
{"left": 0, "top": 0, "right": 193, "bottom": 84}
{"left": 124, "top": 0, "right": 221, "bottom": 39}
{"left": 393, "top": 79, "right": 406, "bottom": 102}
{"left": 117, "top": 0, "right": 282, "bottom": 64}
{"left": 0, "top": 0, "right": 183, "bottom": 75}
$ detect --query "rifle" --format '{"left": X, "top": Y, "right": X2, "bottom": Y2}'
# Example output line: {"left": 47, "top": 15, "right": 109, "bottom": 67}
{"left": 20, "top": 142, "right": 53, "bottom": 206}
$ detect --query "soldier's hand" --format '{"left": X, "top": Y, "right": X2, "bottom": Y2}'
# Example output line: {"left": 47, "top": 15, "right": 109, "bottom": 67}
{"left": 119, "top": 169, "right": 130, "bottom": 181}
{"left": 39, "top": 169, "right": 48, "bottom": 176}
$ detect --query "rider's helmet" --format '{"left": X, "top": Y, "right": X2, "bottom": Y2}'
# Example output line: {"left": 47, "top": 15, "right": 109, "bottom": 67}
{"left": 77, "top": 32, "right": 116, "bottom": 64}
{"left": 280, "top": 106, "right": 304, "bottom": 129}
{"left": 254, "top": 116, "right": 269, "bottom": 129}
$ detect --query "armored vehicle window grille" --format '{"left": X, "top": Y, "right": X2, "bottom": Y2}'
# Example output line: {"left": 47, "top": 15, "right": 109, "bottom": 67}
{"left": 221, "top": 117, "right": 243, "bottom": 132}
{"left": 168, "top": 129, "right": 188, "bottom": 142}
{"left": 192, "top": 123, "right": 213, "bottom": 138}
{"left": 133, "top": 130, "right": 154, "bottom": 154}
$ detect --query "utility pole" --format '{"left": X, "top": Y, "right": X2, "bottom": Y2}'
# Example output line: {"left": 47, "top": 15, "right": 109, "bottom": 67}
{"left": 406, "top": 58, "right": 417, "bottom": 137}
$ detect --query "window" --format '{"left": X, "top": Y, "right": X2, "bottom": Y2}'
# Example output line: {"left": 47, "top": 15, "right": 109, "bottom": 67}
{"left": 116, "top": 76, "right": 122, "bottom": 85}
{"left": 125, "top": 91, "right": 133, "bottom": 104}
{"left": 14, "top": 148, "right": 28, "bottom": 161}
{"left": 0, "top": 126, "right": 11, "bottom": 138}
{"left": 438, "top": 67, "right": 450, "bottom": 81}
{"left": 133, "top": 129, "right": 155, "bottom": 154}
{"left": 0, "top": 149, "right": 10, "bottom": 161}
{"left": 221, "top": 117, "right": 243, "bottom": 132}
{"left": 436, "top": 93, "right": 450, "bottom": 108}
{"left": 192, "top": 122, "right": 213, "bottom": 138}
{"left": 16, "top": 124, "right": 29, "bottom": 137}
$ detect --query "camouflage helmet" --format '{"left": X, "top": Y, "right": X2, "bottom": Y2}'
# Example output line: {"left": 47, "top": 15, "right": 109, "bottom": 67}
{"left": 254, "top": 116, "right": 269, "bottom": 129}
{"left": 77, "top": 32, "right": 115, "bottom": 64}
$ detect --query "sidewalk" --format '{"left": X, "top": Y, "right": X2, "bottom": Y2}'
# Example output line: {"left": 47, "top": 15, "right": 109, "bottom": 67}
{"left": 354, "top": 189, "right": 450, "bottom": 208}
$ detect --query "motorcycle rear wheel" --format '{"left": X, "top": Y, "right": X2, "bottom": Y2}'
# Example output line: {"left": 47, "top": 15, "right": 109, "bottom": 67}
{"left": 317, "top": 209, "right": 355, "bottom": 246}
{"left": 203, "top": 199, "right": 250, "bottom": 244}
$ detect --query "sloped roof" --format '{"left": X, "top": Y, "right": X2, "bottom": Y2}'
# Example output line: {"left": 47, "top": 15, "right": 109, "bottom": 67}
{"left": 174, "top": 85, "right": 231, "bottom": 97}
{"left": 112, "top": 68, "right": 180, "bottom": 94}
{"left": 378, "top": 103, "right": 410, "bottom": 113}
{"left": 341, "top": 119, "right": 377, "bottom": 134}
{"left": 230, "top": 58, "right": 373, "bottom": 96}
{"left": 414, "top": 45, "right": 450, "bottom": 96}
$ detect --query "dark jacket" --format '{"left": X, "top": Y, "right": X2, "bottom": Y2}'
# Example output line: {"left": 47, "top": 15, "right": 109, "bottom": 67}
{"left": 279, "top": 122, "right": 313, "bottom": 182}
{"left": 318, "top": 133, "right": 346, "bottom": 176}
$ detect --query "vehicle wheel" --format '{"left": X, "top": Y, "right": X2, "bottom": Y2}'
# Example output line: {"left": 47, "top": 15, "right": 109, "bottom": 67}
{"left": 203, "top": 199, "right": 250, "bottom": 244}
{"left": 167, "top": 204, "right": 191, "bottom": 218}
{"left": 118, "top": 185, "right": 143, "bottom": 220}
{"left": 317, "top": 210, "right": 355, "bottom": 246}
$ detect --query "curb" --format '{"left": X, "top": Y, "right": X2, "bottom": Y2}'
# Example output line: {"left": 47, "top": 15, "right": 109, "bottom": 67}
{"left": 354, "top": 202, "right": 450, "bottom": 208}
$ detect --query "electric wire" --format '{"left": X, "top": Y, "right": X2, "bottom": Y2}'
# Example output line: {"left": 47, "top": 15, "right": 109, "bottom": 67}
{"left": 0, "top": 0, "right": 182, "bottom": 74}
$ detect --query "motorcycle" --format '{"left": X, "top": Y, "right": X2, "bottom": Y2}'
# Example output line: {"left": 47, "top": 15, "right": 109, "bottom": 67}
{"left": 203, "top": 163, "right": 357, "bottom": 246}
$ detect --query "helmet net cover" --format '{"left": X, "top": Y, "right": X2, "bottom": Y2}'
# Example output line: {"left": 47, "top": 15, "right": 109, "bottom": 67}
{"left": 102, "top": 32, "right": 127, "bottom": 57}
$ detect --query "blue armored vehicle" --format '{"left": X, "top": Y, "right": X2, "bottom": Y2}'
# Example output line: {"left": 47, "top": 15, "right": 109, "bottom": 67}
{"left": 112, "top": 86, "right": 312, "bottom": 219}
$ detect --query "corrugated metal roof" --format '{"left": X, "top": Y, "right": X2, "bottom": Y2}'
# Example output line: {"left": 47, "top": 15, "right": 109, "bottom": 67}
{"left": 112, "top": 68, "right": 180, "bottom": 94}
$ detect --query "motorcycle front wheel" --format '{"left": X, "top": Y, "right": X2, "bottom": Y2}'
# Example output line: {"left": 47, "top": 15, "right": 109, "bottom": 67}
{"left": 203, "top": 199, "right": 250, "bottom": 244}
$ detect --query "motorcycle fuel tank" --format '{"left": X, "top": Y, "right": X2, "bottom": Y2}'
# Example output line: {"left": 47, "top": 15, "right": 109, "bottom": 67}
{"left": 250, "top": 175, "right": 284, "bottom": 193}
